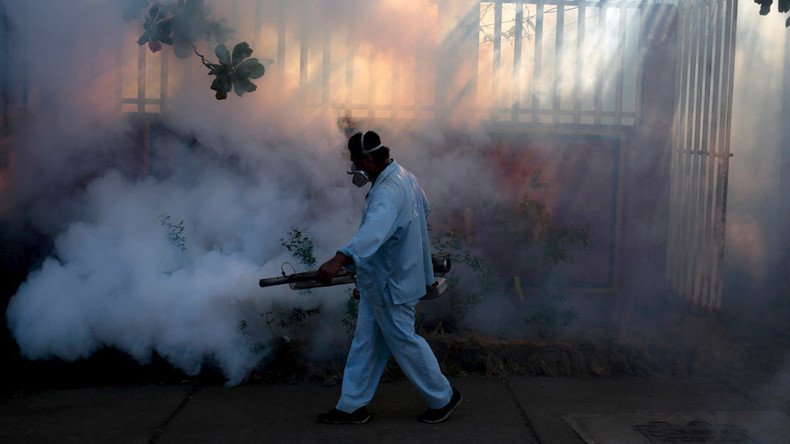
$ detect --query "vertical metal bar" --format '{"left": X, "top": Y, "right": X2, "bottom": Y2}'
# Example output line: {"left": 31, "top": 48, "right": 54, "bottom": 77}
{"left": 682, "top": 3, "right": 704, "bottom": 303}
{"left": 695, "top": 2, "right": 715, "bottom": 307}
{"left": 780, "top": 4, "right": 790, "bottom": 318}
{"left": 674, "top": 3, "right": 695, "bottom": 293}
{"left": 677, "top": 3, "right": 701, "bottom": 301}
{"left": 634, "top": 3, "right": 646, "bottom": 126}
{"left": 391, "top": 57, "right": 399, "bottom": 119}
{"left": 513, "top": 0, "right": 524, "bottom": 122}
{"left": 553, "top": 1, "right": 564, "bottom": 123}
{"left": 231, "top": 0, "right": 239, "bottom": 30}
{"left": 614, "top": 4, "right": 626, "bottom": 125}
{"left": 1, "top": 0, "right": 8, "bottom": 134}
{"left": 693, "top": 4, "right": 712, "bottom": 304}
{"left": 137, "top": 45, "right": 146, "bottom": 113}
{"left": 668, "top": 5, "right": 689, "bottom": 290}
{"left": 593, "top": 3, "right": 606, "bottom": 125}
{"left": 277, "top": 0, "right": 286, "bottom": 76}
{"left": 299, "top": 0, "right": 308, "bottom": 101}
{"left": 701, "top": 1, "right": 724, "bottom": 307}
{"left": 532, "top": 2, "right": 544, "bottom": 121}
{"left": 470, "top": 3, "right": 481, "bottom": 121}
{"left": 345, "top": 42, "right": 354, "bottom": 114}
{"left": 321, "top": 24, "right": 330, "bottom": 106}
{"left": 712, "top": 0, "right": 738, "bottom": 308}
{"left": 254, "top": 0, "right": 262, "bottom": 45}
{"left": 492, "top": 0, "right": 502, "bottom": 116}
{"left": 722, "top": 0, "right": 738, "bottom": 158}
{"left": 160, "top": 48, "right": 168, "bottom": 112}
{"left": 574, "top": 2, "right": 585, "bottom": 124}
{"left": 115, "top": 15, "right": 122, "bottom": 113}
{"left": 368, "top": 52, "right": 375, "bottom": 117}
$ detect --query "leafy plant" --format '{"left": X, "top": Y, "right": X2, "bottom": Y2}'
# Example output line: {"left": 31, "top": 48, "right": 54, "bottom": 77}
{"left": 280, "top": 228, "right": 317, "bottom": 270}
{"left": 197, "top": 43, "right": 265, "bottom": 100}
{"left": 137, "top": 4, "right": 174, "bottom": 53}
{"left": 131, "top": 1, "right": 267, "bottom": 99}
{"left": 487, "top": 195, "right": 589, "bottom": 336}
{"left": 487, "top": 195, "right": 590, "bottom": 288}
{"left": 427, "top": 230, "right": 492, "bottom": 331}
{"left": 136, "top": 1, "right": 231, "bottom": 57}
{"left": 754, "top": 0, "right": 790, "bottom": 27}
{"left": 262, "top": 305, "right": 321, "bottom": 339}
{"left": 159, "top": 213, "right": 187, "bottom": 252}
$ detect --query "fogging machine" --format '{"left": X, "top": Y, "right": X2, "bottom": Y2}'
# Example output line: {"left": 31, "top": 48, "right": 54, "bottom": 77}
{"left": 259, "top": 254, "right": 451, "bottom": 300}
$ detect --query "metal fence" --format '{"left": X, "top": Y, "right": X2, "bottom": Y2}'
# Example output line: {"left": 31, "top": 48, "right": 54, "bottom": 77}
{"left": 119, "top": 0, "right": 678, "bottom": 128}
{"left": 118, "top": 22, "right": 168, "bottom": 114}
{"left": 477, "top": 0, "right": 668, "bottom": 125}
{"left": 666, "top": 0, "right": 737, "bottom": 309}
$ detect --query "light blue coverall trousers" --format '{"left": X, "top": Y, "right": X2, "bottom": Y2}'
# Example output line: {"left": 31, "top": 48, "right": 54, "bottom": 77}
{"left": 336, "top": 160, "right": 453, "bottom": 413}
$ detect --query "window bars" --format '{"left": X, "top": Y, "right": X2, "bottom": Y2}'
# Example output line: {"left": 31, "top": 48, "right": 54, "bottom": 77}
{"left": 477, "top": 0, "right": 649, "bottom": 125}
{"left": 118, "top": 0, "right": 676, "bottom": 127}
{"left": 666, "top": 0, "right": 737, "bottom": 309}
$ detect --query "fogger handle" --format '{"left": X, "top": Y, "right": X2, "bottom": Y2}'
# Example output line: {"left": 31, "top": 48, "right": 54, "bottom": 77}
{"left": 258, "top": 272, "right": 319, "bottom": 288}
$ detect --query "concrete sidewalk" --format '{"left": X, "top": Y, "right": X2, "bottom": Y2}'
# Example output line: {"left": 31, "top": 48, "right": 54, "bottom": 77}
{"left": 2, "top": 376, "right": 788, "bottom": 443}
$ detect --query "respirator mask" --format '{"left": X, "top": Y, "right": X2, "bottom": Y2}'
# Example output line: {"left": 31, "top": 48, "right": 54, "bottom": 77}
{"left": 347, "top": 132, "right": 383, "bottom": 188}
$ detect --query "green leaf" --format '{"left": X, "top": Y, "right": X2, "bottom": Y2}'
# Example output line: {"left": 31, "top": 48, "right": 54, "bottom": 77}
{"left": 231, "top": 74, "right": 257, "bottom": 97}
{"left": 206, "top": 63, "right": 225, "bottom": 76}
{"left": 232, "top": 42, "right": 253, "bottom": 67}
{"left": 212, "top": 75, "right": 232, "bottom": 93}
{"left": 756, "top": 0, "right": 771, "bottom": 15}
{"left": 215, "top": 44, "right": 231, "bottom": 66}
{"left": 138, "top": 6, "right": 175, "bottom": 51}
{"left": 237, "top": 58, "right": 265, "bottom": 79}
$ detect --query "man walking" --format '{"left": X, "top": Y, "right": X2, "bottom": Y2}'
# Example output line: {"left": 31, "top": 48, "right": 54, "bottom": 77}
{"left": 316, "top": 130, "right": 462, "bottom": 424}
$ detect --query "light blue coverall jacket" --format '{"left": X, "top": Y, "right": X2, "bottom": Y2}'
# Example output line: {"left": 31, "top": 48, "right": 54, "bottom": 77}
{"left": 338, "top": 160, "right": 435, "bottom": 306}
{"left": 335, "top": 160, "right": 452, "bottom": 413}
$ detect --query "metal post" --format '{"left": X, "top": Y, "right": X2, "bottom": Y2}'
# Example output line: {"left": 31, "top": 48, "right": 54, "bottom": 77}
{"left": 553, "top": 1, "right": 564, "bottom": 124}
{"left": 1, "top": 0, "right": 9, "bottom": 135}
{"left": 780, "top": 21, "right": 790, "bottom": 326}
{"left": 532, "top": 2, "right": 544, "bottom": 122}
{"left": 492, "top": 0, "right": 502, "bottom": 118}
{"left": 513, "top": 1, "right": 523, "bottom": 122}
{"left": 277, "top": 0, "right": 286, "bottom": 76}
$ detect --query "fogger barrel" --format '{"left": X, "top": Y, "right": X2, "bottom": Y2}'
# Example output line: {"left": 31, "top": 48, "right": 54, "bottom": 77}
{"left": 258, "top": 254, "right": 451, "bottom": 288}
{"left": 258, "top": 270, "right": 356, "bottom": 288}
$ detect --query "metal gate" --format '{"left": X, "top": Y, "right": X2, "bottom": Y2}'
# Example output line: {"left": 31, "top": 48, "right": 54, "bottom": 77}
{"left": 666, "top": 0, "right": 737, "bottom": 309}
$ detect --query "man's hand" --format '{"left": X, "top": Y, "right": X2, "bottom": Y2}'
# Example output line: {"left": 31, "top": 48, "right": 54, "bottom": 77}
{"left": 317, "top": 252, "right": 351, "bottom": 285}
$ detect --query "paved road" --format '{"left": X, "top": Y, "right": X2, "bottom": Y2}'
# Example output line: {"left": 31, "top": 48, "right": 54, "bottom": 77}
{"left": 3, "top": 375, "right": 789, "bottom": 443}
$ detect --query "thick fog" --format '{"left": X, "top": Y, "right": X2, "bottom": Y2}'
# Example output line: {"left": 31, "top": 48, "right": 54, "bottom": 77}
{"left": 1, "top": 0, "right": 787, "bottom": 384}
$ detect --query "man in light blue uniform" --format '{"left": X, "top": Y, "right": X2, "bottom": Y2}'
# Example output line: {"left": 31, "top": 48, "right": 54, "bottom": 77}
{"left": 317, "top": 131, "right": 462, "bottom": 424}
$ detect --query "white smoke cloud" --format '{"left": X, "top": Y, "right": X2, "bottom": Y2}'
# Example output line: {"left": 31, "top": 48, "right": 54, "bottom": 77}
{"left": 3, "top": 0, "right": 788, "bottom": 385}
{"left": 2, "top": 0, "right": 487, "bottom": 384}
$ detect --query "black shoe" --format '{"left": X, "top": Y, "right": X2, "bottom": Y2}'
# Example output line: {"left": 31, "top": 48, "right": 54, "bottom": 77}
{"left": 316, "top": 407, "right": 370, "bottom": 424}
{"left": 418, "top": 386, "right": 463, "bottom": 424}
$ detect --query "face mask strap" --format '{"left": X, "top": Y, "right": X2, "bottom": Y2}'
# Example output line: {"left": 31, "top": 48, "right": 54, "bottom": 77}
{"left": 360, "top": 131, "right": 382, "bottom": 154}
